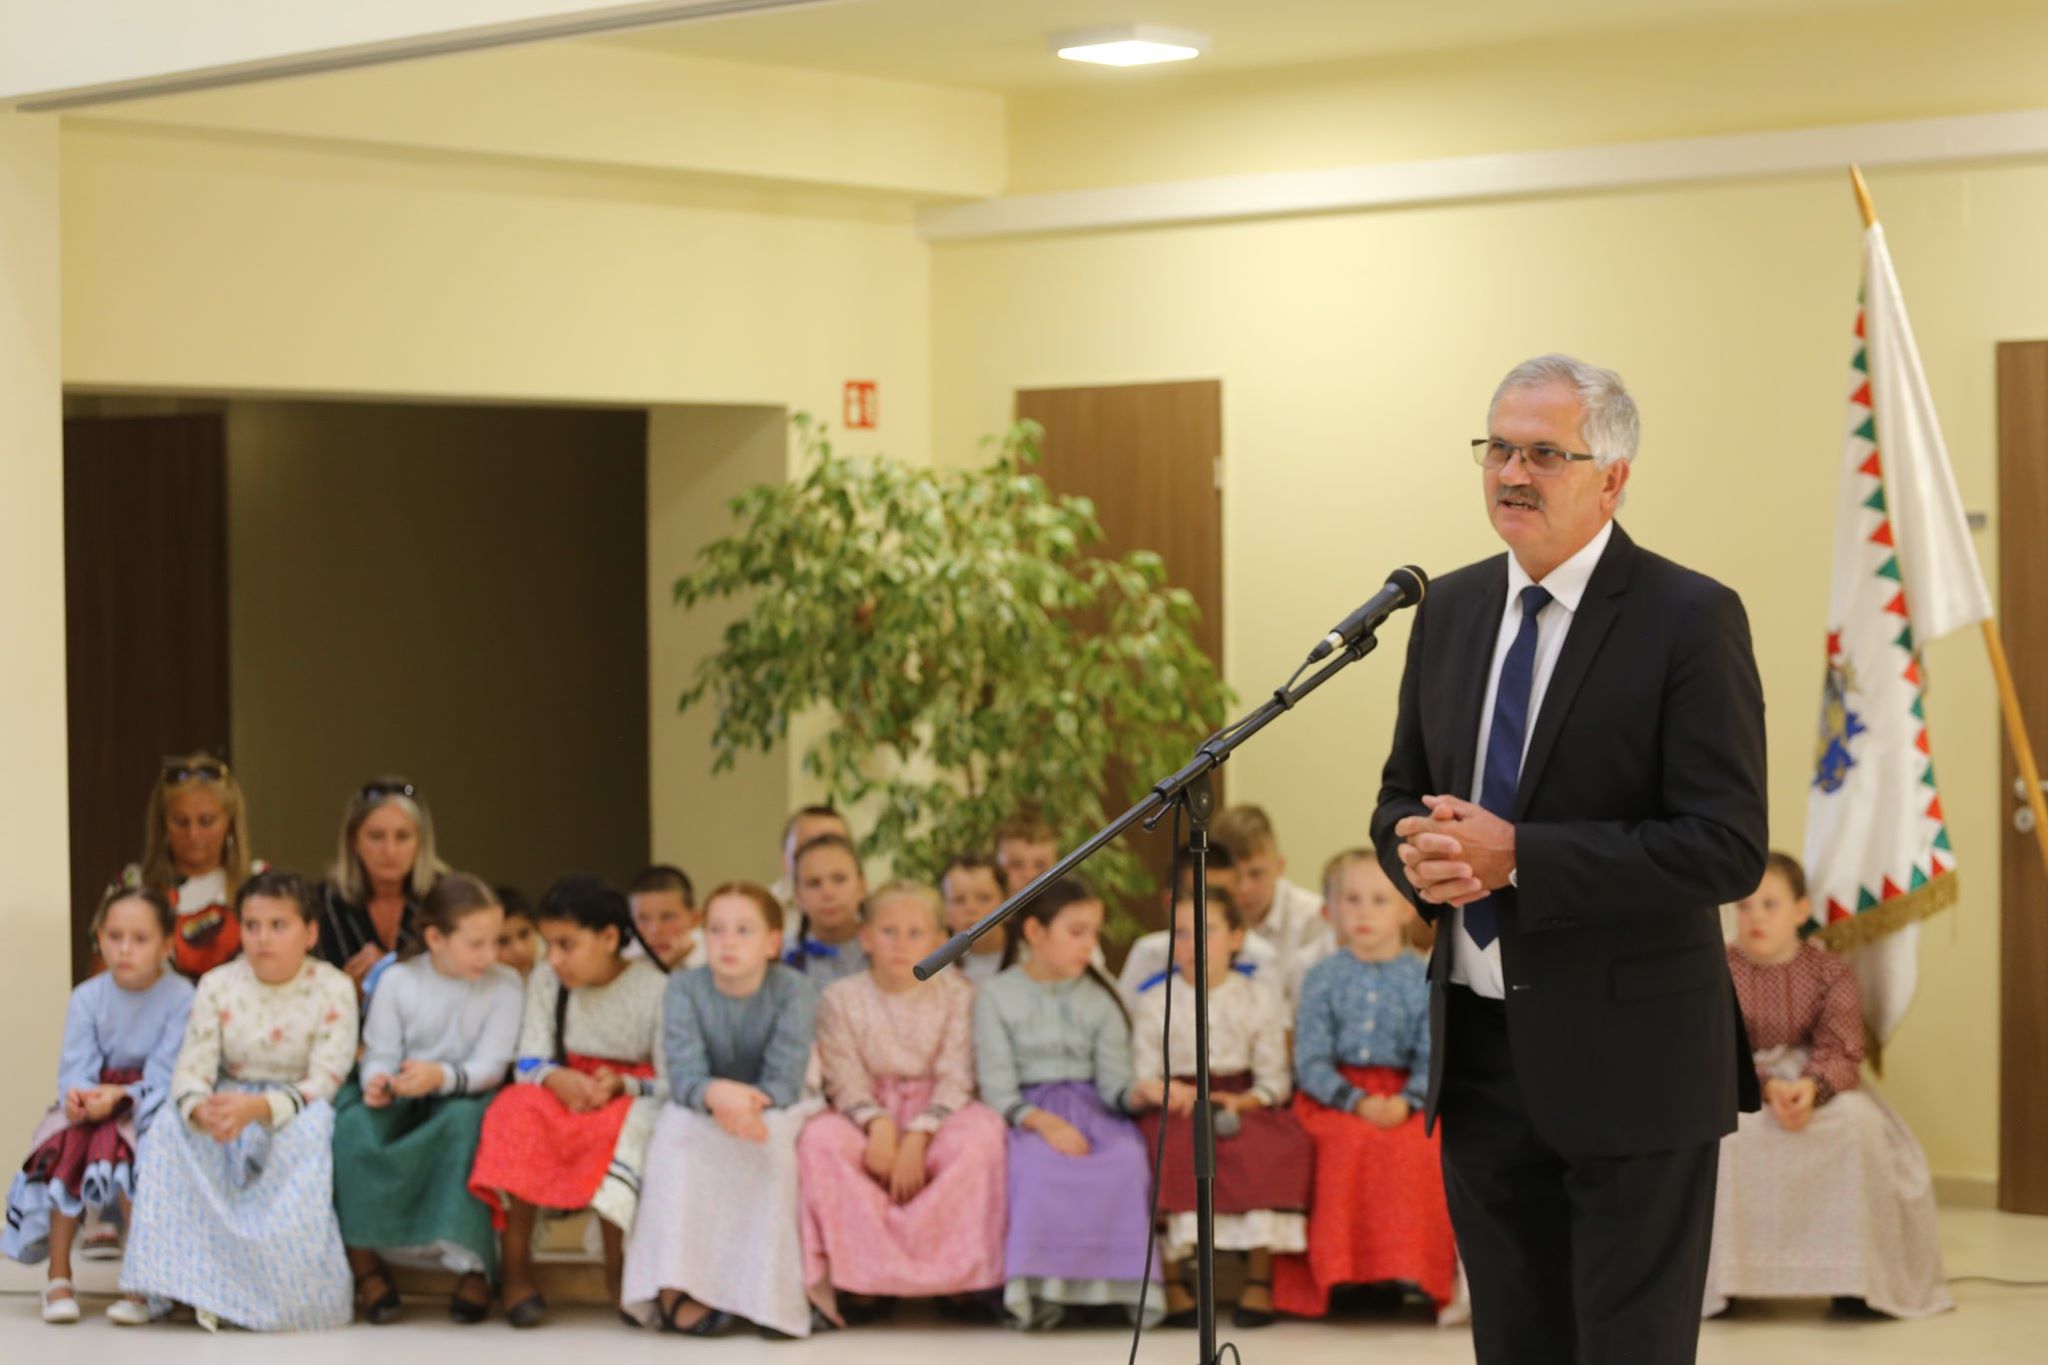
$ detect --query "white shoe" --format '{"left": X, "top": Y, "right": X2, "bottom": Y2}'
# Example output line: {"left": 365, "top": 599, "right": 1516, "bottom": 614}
{"left": 197, "top": 1309, "right": 221, "bottom": 1333}
{"left": 107, "top": 1298, "right": 152, "bottom": 1327}
{"left": 41, "top": 1280, "right": 81, "bottom": 1325}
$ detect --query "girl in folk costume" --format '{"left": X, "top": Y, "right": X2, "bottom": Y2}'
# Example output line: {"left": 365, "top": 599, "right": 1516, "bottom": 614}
{"left": 5, "top": 887, "right": 192, "bottom": 1325}
{"left": 1131, "top": 887, "right": 1312, "bottom": 1330}
{"left": 332, "top": 873, "right": 524, "bottom": 1325}
{"left": 784, "top": 833, "right": 870, "bottom": 987}
{"left": 315, "top": 778, "right": 450, "bottom": 993}
{"left": 121, "top": 754, "right": 259, "bottom": 981}
{"left": 623, "top": 883, "right": 820, "bottom": 1338}
{"left": 1704, "top": 853, "right": 1951, "bottom": 1319}
{"left": 799, "top": 882, "right": 1007, "bottom": 1320}
{"left": 973, "top": 876, "right": 1162, "bottom": 1329}
{"left": 468, "top": 875, "right": 669, "bottom": 1327}
{"left": 1275, "top": 850, "right": 1457, "bottom": 1318}
{"left": 940, "top": 854, "right": 1010, "bottom": 987}
{"left": 120, "top": 870, "right": 359, "bottom": 1331}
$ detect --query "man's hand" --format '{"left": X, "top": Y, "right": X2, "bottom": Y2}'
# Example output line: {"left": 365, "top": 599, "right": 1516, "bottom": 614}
{"left": 889, "top": 1131, "right": 931, "bottom": 1204}
{"left": 705, "top": 1079, "right": 772, "bottom": 1143}
{"left": 1396, "top": 796, "right": 1516, "bottom": 906}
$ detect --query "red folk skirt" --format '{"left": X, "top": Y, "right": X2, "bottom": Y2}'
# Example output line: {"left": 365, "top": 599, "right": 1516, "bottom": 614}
{"left": 1273, "top": 1064, "right": 1457, "bottom": 1315}
{"left": 1137, "top": 1072, "right": 1314, "bottom": 1216}
{"left": 466, "top": 1054, "right": 654, "bottom": 1227}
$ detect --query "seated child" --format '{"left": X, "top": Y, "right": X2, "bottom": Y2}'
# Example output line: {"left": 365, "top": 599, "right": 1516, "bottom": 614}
{"left": 629, "top": 864, "right": 704, "bottom": 970}
{"left": 1275, "top": 849, "right": 1456, "bottom": 1318}
{"left": 624, "top": 883, "right": 820, "bottom": 1338}
{"left": 993, "top": 813, "right": 1059, "bottom": 896}
{"left": 5, "top": 887, "right": 193, "bottom": 1326}
{"left": 785, "top": 834, "right": 869, "bottom": 987}
{"left": 332, "top": 873, "right": 524, "bottom": 1325}
{"left": 1214, "top": 805, "right": 1333, "bottom": 1004}
{"left": 940, "top": 853, "right": 1009, "bottom": 986}
{"left": 799, "top": 882, "right": 1007, "bottom": 1318}
{"left": 975, "top": 876, "right": 1162, "bottom": 1329}
{"left": 1118, "top": 847, "right": 1281, "bottom": 1013}
{"left": 468, "top": 875, "right": 669, "bottom": 1326}
{"left": 494, "top": 885, "right": 540, "bottom": 977}
{"left": 773, "top": 805, "right": 851, "bottom": 909}
{"left": 120, "top": 870, "right": 359, "bottom": 1331}
{"left": 1131, "top": 886, "right": 1312, "bottom": 1330}
{"left": 1704, "top": 852, "right": 1951, "bottom": 1319}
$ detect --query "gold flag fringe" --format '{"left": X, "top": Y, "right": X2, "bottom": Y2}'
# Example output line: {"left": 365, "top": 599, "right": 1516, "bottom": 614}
{"left": 1812, "top": 869, "right": 1958, "bottom": 954}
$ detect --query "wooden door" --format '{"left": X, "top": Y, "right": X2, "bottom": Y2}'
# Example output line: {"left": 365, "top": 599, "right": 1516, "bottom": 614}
{"left": 63, "top": 414, "right": 231, "bottom": 981}
{"left": 1995, "top": 342, "right": 2048, "bottom": 1214}
{"left": 1015, "top": 381, "right": 1224, "bottom": 959}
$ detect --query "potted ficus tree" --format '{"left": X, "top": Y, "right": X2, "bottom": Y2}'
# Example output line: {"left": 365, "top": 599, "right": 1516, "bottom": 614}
{"left": 673, "top": 413, "right": 1229, "bottom": 917}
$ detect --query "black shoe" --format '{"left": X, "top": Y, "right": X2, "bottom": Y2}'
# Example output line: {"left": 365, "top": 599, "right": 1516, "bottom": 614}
{"left": 1831, "top": 1296, "right": 1892, "bottom": 1320}
{"left": 683, "top": 1310, "right": 735, "bottom": 1337}
{"left": 449, "top": 1297, "right": 490, "bottom": 1326}
{"left": 355, "top": 1269, "right": 402, "bottom": 1326}
{"left": 505, "top": 1293, "right": 548, "bottom": 1329}
{"left": 1231, "top": 1302, "right": 1277, "bottom": 1329}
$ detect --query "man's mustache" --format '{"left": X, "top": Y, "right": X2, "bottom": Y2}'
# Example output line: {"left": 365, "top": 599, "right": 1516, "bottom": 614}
{"left": 1496, "top": 488, "right": 1542, "bottom": 510}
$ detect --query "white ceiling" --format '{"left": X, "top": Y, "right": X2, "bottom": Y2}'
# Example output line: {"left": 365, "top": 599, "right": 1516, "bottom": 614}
{"left": 599, "top": 0, "right": 1917, "bottom": 93}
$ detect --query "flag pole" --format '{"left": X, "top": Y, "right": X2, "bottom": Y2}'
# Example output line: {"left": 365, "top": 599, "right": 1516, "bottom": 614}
{"left": 1849, "top": 163, "right": 2048, "bottom": 885}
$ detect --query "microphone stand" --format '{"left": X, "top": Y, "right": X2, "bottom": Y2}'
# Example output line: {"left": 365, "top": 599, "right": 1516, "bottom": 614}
{"left": 918, "top": 623, "right": 1390, "bottom": 1365}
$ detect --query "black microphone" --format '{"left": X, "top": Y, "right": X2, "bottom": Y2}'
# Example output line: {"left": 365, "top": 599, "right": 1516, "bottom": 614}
{"left": 1307, "top": 565, "right": 1428, "bottom": 662}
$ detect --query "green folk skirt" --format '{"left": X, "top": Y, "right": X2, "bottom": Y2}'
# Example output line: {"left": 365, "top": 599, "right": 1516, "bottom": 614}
{"left": 332, "top": 1082, "right": 498, "bottom": 1280}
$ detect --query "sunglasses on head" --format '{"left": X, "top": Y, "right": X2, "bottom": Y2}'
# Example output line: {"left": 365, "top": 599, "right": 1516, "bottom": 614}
{"left": 162, "top": 758, "right": 228, "bottom": 784}
{"left": 358, "top": 780, "right": 418, "bottom": 804}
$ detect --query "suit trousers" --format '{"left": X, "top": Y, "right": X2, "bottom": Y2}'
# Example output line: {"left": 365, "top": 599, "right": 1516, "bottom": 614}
{"left": 1439, "top": 985, "right": 1719, "bottom": 1365}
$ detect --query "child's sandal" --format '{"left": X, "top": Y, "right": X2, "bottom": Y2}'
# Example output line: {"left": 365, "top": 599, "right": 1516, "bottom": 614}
{"left": 354, "top": 1264, "right": 402, "bottom": 1325}
{"left": 41, "top": 1279, "right": 81, "bottom": 1325}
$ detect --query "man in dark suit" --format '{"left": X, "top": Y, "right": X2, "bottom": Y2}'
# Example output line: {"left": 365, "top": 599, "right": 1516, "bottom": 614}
{"left": 1373, "top": 354, "right": 1767, "bottom": 1365}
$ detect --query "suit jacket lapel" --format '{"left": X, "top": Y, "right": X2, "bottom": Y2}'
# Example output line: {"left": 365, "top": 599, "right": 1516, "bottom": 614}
{"left": 1446, "top": 558, "right": 1509, "bottom": 800}
{"left": 1513, "top": 524, "right": 1636, "bottom": 821}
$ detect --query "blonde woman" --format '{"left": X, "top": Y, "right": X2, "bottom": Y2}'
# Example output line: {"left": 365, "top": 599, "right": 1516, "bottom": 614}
{"left": 316, "top": 778, "right": 450, "bottom": 989}
{"left": 120, "top": 754, "right": 258, "bottom": 981}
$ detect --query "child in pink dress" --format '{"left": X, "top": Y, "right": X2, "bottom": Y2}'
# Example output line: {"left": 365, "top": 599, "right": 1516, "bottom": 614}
{"left": 799, "top": 882, "right": 1007, "bottom": 1322}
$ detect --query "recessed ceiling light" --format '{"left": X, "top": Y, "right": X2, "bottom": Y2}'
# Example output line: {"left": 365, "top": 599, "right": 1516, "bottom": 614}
{"left": 1052, "top": 24, "right": 1208, "bottom": 68}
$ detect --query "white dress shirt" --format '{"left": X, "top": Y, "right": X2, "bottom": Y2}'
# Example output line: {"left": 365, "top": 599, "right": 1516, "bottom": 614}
{"left": 1451, "top": 519, "right": 1614, "bottom": 999}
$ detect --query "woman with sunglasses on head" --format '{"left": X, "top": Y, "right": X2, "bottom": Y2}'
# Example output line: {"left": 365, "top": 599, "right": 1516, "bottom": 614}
{"left": 316, "top": 778, "right": 450, "bottom": 992}
{"left": 117, "top": 754, "right": 261, "bottom": 981}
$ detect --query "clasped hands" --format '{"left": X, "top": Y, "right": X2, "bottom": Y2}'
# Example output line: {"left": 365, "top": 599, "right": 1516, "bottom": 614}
{"left": 64, "top": 1083, "right": 129, "bottom": 1125}
{"left": 704, "top": 1077, "right": 774, "bottom": 1144}
{"left": 362, "top": 1059, "right": 449, "bottom": 1108}
{"left": 544, "top": 1065, "right": 630, "bottom": 1115}
{"left": 190, "top": 1091, "right": 272, "bottom": 1144}
{"left": 861, "top": 1116, "right": 934, "bottom": 1203}
{"left": 1129, "top": 1077, "right": 1264, "bottom": 1120}
{"left": 1763, "top": 1076, "right": 1819, "bottom": 1133}
{"left": 1394, "top": 794, "right": 1517, "bottom": 907}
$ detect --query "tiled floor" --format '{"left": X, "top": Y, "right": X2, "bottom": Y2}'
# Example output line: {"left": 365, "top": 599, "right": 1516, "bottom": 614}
{"left": 4, "top": 1207, "right": 2045, "bottom": 1363}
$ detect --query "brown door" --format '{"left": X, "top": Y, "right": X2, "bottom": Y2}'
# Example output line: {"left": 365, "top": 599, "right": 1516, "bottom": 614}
{"left": 63, "top": 414, "right": 231, "bottom": 981}
{"left": 1015, "top": 381, "right": 1225, "bottom": 960}
{"left": 1995, "top": 342, "right": 2048, "bottom": 1214}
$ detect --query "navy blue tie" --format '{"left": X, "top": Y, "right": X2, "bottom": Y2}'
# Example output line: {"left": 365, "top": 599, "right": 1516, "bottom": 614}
{"left": 1464, "top": 584, "right": 1552, "bottom": 949}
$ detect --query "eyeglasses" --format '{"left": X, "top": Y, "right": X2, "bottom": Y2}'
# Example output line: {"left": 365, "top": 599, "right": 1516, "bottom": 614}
{"left": 1471, "top": 437, "right": 1600, "bottom": 478}
{"left": 358, "top": 780, "right": 418, "bottom": 804}
{"left": 161, "top": 758, "right": 227, "bottom": 783}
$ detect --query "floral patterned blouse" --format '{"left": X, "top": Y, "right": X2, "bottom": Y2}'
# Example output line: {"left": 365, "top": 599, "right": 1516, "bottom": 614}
{"left": 171, "top": 957, "right": 359, "bottom": 1131}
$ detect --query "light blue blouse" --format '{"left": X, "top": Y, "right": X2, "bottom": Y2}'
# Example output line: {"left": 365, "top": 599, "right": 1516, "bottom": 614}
{"left": 1294, "top": 950, "right": 1430, "bottom": 1112}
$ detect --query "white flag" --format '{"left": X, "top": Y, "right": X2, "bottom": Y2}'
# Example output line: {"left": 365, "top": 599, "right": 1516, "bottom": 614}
{"left": 1803, "top": 224, "right": 1991, "bottom": 1045}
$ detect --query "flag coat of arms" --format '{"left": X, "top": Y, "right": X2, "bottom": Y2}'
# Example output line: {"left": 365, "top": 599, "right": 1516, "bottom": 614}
{"left": 1805, "top": 221, "right": 1992, "bottom": 1045}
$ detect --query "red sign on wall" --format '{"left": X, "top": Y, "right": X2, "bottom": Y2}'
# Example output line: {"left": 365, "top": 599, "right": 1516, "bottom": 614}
{"left": 844, "top": 380, "right": 879, "bottom": 430}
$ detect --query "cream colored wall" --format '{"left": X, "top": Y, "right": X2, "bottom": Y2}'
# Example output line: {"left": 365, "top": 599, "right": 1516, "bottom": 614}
{"left": 932, "top": 159, "right": 2033, "bottom": 1184}
{"left": 1004, "top": 0, "right": 2048, "bottom": 194}
{"left": 647, "top": 404, "right": 794, "bottom": 887}
{"left": 0, "top": 115, "right": 70, "bottom": 1146}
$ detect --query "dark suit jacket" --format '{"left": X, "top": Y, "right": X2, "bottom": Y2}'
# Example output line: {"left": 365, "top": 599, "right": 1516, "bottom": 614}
{"left": 1372, "top": 523, "right": 1767, "bottom": 1160}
